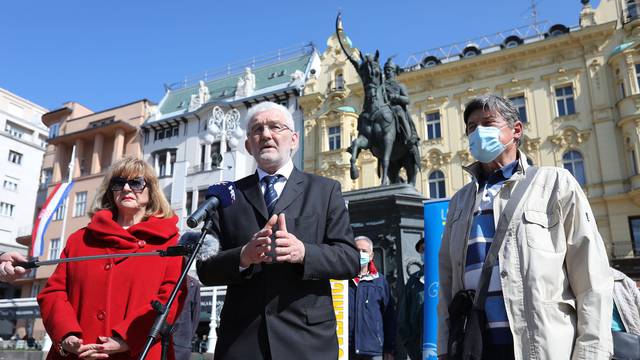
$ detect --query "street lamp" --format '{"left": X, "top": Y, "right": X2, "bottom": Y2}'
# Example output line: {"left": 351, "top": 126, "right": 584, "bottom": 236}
{"left": 200, "top": 106, "right": 244, "bottom": 179}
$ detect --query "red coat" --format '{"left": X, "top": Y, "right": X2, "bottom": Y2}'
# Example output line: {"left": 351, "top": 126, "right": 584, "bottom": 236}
{"left": 38, "top": 209, "right": 185, "bottom": 360}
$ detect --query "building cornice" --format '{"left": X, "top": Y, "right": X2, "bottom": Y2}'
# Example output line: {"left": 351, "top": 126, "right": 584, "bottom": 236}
{"left": 398, "top": 21, "right": 616, "bottom": 85}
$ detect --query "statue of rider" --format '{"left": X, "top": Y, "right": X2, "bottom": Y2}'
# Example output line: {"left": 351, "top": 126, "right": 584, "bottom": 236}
{"left": 383, "top": 58, "right": 419, "bottom": 146}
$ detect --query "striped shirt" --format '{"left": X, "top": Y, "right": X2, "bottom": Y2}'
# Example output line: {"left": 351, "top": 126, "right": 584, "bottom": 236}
{"left": 464, "top": 160, "right": 518, "bottom": 345}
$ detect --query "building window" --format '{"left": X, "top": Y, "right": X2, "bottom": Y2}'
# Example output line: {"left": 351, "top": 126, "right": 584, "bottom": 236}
{"left": 53, "top": 202, "right": 66, "bottom": 221}
{"left": 555, "top": 86, "right": 576, "bottom": 117}
{"left": 74, "top": 191, "right": 87, "bottom": 217}
{"left": 632, "top": 150, "right": 639, "bottom": 176}
{"left": 41, "top": 168, "right": 53, "bottom": 189}
{"left": 49, "top": 238, "right": 61, "bottom": 260}
{"left": 629, "top": 216, "right": 640, "bottom": 256}
{"left": 425, "top": 112, "right": 442, "bottom": 140}
{"left": 328, "top": 126, "right": 341, "bottom": 151}
{"left": 3, "top": 179, "right": 18, "bottom": 192}
{"left": 509, "top": 95, "right": 528, "bottom": 123}
{"left": 186, "top": 191, "right": 193, "bottom": 216}
{"left": 428, "top": 170, "right": 446, "bottom": 199}
{"left": 5, "top": 121, "right": 28, "bottom": 139}
{"left": 8, "top": 150, "right": 23, "bottom": 165}
{"left": 562, "top": 150, "right": 586, "bottom": 185}
{"left": 31, "top": 281, "right": 41, "bottom": 297}
{"left": 48, "top": 123, "right": 60, "bottom": 139}
{"left": 635, "top": 64, "right": 640, "bottom": 91}
{"left": 154, "top": 125, "right": 180, "bottom": 142}
{"left": 335, "top": 72, "right": 344, "bottom": 90}
{"left": 197, "top": 188, "right": 207, "bottom": 208}
{"left": 156, "top": 150, "right": 177, "bottom": 177}
{"left": 0, "top": 202, "right": 15, "bottom": 217}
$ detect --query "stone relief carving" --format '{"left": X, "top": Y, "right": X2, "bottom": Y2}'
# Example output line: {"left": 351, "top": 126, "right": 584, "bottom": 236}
{"left": 549, "top": 127, "right": 591, "bottom": 150}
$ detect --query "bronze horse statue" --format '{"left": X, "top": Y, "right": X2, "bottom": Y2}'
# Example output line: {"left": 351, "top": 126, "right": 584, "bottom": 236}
{"left": 336, "top": 14, "right": 420, "bottom": 186}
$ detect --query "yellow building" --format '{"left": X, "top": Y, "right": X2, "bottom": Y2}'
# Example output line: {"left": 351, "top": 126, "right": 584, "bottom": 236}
{"left": 299, "top": 0, "right": 640, "bottom": 268}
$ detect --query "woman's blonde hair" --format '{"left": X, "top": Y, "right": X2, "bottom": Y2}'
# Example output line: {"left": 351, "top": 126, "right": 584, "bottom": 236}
{"left": 88, "top": 157, "right": 174, "bottom": 219}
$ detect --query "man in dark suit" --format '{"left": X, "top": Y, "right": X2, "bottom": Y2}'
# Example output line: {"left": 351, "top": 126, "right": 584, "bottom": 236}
{"left": 196, "top": 101, "right": 360, "bottom": 360}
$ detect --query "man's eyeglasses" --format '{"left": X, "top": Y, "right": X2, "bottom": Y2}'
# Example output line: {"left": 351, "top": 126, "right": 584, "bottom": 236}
{"left": 110, "top": 177, "right": 147, "bottom": 193}
{"left": 249, "top": 123, "right": 291, "bottom": 137}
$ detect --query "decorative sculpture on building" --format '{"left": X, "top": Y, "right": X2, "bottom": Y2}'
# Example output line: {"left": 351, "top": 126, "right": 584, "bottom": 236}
{"left": 188, "top": 81, "right": 212, "bottom": 112}
{"left": 336, "top": 13, "right": 421, "bottom": 186}
{"left": 235, "top": 67, "right": 256, "bottom": 98}
{"left": 199, "top": 80, "right": 211, "bottom": 104}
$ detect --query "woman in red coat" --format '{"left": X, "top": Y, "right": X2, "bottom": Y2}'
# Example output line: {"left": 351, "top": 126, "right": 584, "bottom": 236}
{"left": 38, "top": 157, "right": 185, "bottom": 359}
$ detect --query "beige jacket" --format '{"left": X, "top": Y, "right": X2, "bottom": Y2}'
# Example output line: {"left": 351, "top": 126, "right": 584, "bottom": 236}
{"left": 437, "top": 151, "right": 613, "bottom": 359}
{"left": 612, "top": 268, "right": 640, "bottom": 335}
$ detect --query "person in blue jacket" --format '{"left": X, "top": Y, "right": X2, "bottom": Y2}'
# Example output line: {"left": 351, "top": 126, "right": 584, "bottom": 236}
{"left": 349, "top": 236, "right": 396, "bottom": 360}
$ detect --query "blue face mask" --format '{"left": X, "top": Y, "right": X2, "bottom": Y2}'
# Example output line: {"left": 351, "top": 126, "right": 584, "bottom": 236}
{"left": 359, "top": 251, "right": 370, "bottom": 266}
{"left": 468, "top": 125, "right": 512, "bottom": 163}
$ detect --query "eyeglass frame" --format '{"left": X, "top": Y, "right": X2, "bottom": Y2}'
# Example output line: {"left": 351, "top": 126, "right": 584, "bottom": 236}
{"left": 248, "top": 123, "right": 292, "bottom": 137}
{"left": 110, "top": 176, "right": 147, "bottom": 193}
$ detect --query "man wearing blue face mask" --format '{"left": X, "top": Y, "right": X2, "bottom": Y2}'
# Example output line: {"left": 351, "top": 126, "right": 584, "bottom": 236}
{"left": 437, "top": 94, "right": 613, "bottom": 360}
{"left": 349, "top": 236, "right": 396, "bottom": 360}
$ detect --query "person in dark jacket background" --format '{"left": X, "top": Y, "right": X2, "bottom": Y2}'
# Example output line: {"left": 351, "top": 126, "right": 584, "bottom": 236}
{"left": 172, "top": 275, "right": 201, "bottom": 360}
{"left": 349, "top": 236, "right": 396, "bottom": 360}
{"left": 398, "top": 238, "right": 425, "bottom": 360}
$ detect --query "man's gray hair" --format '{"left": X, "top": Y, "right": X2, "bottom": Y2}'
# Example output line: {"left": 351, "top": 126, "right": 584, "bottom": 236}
{"left": 354, "top": 236, "right": 373, "bottom": 251}
{"left": 245, "top": 101, "right": 295, "bottom": 133}
{"left": 463, "top": 94, "right": 521, "bottom": 128}
{"left": 463, "top": 94, "right": 523, "bottom": 145}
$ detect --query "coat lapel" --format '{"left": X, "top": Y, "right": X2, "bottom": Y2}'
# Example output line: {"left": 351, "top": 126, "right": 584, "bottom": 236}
{"left": 240, "top": 172, "right": 269, "bottom": 221}
{"left": 272, "top": 167, "right": 305, "bottom": 216}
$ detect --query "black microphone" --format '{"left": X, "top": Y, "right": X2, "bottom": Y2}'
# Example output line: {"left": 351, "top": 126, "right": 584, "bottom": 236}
{"left": 186, "top": 182, "right": 236, "bottom": 228}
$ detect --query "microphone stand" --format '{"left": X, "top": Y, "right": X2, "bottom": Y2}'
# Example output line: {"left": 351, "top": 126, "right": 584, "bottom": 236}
{"left": 138, "top": 217, "right": 216, "bottom": 360}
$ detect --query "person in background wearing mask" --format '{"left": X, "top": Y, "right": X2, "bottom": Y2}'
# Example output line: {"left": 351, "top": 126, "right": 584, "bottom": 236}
{"left": 348, "top": 236, "right": 396, "bottom": 360}
{"left": 437, "top": 94, "right": 612, "bottom": 359}
{"left": 398, "top": 238, "right": 424, "bottom": 360}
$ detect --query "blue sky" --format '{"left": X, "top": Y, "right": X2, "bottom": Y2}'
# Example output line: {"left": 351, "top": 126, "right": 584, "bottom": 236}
{"left": 1, "top": 1, "right": 591, "bottom": 112}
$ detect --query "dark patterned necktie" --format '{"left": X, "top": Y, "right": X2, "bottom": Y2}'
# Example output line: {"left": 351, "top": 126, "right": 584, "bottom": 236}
{"left": 263, "top": 175, "right": 281, "bottom": 216}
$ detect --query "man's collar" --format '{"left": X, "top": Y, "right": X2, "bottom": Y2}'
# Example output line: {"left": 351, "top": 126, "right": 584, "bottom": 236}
{"left": 256, "top": 160, "right": 294, "bottom": 181}
{"left": 463, "top": 149, "right": 530, "bottom": 184}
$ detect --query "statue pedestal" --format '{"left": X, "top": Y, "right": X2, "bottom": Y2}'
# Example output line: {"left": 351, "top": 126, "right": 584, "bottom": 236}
{"left": 344, "top": 184, "right": 426, "bottom": 295}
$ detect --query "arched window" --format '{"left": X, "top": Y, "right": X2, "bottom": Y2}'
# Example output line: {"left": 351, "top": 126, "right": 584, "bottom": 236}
{"left": 428, "top": 170, "right": 446, "bottom": 199}
{"left": 562, "top": 150, "right": 586, "bottom": 185}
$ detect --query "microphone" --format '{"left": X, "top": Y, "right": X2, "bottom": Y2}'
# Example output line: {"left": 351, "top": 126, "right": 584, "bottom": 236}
{"left": 186, "top": 181, "right": 236, "bottom": 228}
{"left": 179, "top": 231, "right": 219, "bottom": 261}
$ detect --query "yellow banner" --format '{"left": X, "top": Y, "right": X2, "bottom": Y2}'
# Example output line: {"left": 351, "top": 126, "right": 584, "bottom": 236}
{"left": 331, "top": 279, "right": 349, "bottom": 360}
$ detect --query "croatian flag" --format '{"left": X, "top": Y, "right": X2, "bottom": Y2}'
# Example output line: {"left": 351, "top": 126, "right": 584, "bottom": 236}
{"left": 30, "top": 181, "right": 75, "bottom": 257}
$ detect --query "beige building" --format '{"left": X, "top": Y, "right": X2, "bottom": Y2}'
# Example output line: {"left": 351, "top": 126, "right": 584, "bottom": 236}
{"left": 14, "top": 99, "right": 153, "bottom": 339}
{"left": 300, "top": 0, "right": 640, "bottom": 268}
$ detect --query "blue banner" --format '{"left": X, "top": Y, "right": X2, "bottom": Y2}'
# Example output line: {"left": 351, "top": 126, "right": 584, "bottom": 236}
{"left": 423, "top": 199, "right": 449, "bottom": 360}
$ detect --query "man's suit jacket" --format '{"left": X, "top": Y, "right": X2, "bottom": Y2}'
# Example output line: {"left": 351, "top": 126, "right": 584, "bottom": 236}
{"left": 196, "top": 168, "right": 360, "bottom": 360}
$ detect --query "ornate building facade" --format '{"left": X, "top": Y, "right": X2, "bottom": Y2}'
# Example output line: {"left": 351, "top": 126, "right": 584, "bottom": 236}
{"left": 300, "top": 0, "right": 640, "bottom": 268}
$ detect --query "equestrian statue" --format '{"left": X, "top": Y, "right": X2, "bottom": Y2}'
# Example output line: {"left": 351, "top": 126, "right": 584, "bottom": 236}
{"left": 336, "top": 13, "right": 421, "bottom": 186}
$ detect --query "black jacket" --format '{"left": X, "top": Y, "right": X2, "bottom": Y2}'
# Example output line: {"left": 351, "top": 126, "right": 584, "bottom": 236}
{"left": 196, "top": 168, "right": 360, "bottom": 360}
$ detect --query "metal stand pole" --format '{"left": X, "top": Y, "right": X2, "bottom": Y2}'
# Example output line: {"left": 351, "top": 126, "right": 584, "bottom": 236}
{"left": 138, "top": 218, "right": 216, "bottom": 360}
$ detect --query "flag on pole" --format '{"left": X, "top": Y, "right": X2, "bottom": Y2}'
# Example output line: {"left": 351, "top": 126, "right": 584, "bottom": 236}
{"left": 31, "top": 181, "right": 75, "bottom": 257}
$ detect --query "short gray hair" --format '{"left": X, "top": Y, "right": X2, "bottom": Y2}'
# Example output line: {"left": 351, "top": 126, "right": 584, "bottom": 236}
{"left": 245, "top": 101, "right": 295, "bottom": 133}
{"left": 463, "top": 94, "right": 523, "bottom": 145}
{"left": 463, "top": 94, "right": 521, "bottom": 128}
{"left": 354, "top": 236, "right": 373, "bottom": 251}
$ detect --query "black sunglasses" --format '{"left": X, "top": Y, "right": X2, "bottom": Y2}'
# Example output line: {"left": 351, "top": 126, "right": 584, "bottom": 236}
{"left": 110, "top": 177, "right": 147, "bottom": 193}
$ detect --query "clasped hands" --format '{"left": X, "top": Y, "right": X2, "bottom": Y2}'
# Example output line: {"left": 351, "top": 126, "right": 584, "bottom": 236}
{"left": 240, "top": 214, "right": 305, "bottom": 268}
{"left": 61, "top": 334, "right": 128, "bottom": 358}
